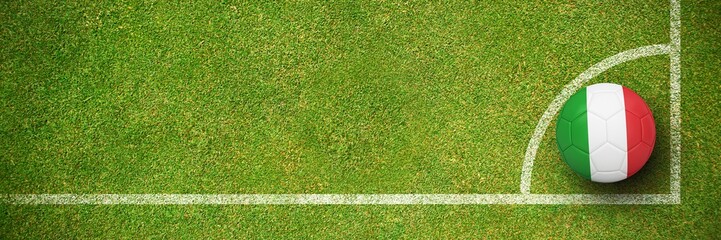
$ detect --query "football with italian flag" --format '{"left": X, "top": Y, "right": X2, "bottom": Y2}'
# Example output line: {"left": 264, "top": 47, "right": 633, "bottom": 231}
{"left": 556, "top": 83, "right": 656, "bottom": 183}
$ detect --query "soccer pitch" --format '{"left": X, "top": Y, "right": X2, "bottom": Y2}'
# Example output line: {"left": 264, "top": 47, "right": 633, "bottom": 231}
{"left": 2, "top": 0, "right": 719, "bottom": 238}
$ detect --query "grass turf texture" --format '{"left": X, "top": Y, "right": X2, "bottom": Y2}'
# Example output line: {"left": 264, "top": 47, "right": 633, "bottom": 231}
{"left": 1, "top": 0, "right": 719, "bottom": 238}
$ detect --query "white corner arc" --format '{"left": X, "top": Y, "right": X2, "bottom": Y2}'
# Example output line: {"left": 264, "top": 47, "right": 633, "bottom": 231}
{"left": 521, "top": 0, "right": 681, "bottom": 195}
{"left": 520, "top": 42, "right": 679, "bottom": 194}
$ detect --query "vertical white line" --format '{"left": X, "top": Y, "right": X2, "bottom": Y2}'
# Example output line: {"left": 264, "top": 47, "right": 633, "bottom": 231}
{"left": 669, "top": 0, "right": 682, "bottom": 199}
{"left": 1, "top": 194, "right": 681, "bottom": 205}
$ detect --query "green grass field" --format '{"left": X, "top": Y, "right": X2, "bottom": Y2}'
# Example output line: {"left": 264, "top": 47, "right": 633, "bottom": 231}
{"left": 1, "top": 0, "right": 720, "bottom": 238}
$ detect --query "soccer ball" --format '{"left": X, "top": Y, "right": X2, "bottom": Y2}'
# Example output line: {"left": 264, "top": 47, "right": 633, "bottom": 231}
{"left": 556, "top": 83, "right": 656, "bottom": 183}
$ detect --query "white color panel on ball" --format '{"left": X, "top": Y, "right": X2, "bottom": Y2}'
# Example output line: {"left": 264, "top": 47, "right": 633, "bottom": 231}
{"left": 586, "top": 83, "right": 629, "bottom": 183}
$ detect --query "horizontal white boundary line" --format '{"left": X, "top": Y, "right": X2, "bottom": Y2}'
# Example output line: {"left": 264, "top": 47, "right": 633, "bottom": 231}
{"left": 2, "top": 194, "right": 680, "bottom": 205}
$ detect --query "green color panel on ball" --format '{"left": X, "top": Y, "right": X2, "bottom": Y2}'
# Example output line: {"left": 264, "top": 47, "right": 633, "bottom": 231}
{"left": 559, "top": 88, "right": 588, "bottom": 121}
{"left": 557, "top": 88, "right": 591, "bottom": 180}
{"left": 555, "top": 118, "right": 572, "bottom": 151}
{"left": 562, "top": 146, "right": 591, "bottom": 180}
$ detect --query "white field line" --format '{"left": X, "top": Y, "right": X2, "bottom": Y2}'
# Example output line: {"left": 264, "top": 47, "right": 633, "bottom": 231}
{"left": 519, "top": 44, "right": 671, "bottom": 194}
{"left": 1, "top": 1, "right": 682, "bottom": 205}
{"left": 669, "top": 0, "right": 682, "bottom": 197}
{"left": 1, "top": 194, "right": 679, "bottom": 205}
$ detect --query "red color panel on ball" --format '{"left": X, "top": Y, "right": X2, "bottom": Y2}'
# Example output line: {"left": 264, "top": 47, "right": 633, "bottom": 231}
{"left": 641, "top": 115, "right": 657, "bottom": 146}
{"left": 622, "top": 87, "right": 650, "bottom": 117}
{"left": 625, "top": 112, "right": 643, "bottom": 150}
{"left": 627, "top": 143, "right": 653, "bottom": 176}
{"left": 623, "top": 87, "right": 656, "bottom": 177}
